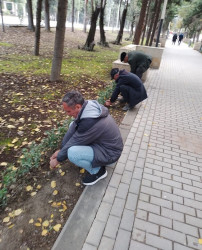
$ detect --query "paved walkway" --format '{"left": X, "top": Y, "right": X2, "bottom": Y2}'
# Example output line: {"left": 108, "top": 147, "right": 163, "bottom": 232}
{"left": 53, "top": 39, "right": 202, "bottom": 250}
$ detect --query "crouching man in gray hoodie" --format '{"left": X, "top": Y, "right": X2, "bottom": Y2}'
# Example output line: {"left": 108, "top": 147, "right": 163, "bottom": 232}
{"left": 50, "top": 90, "right": 123, "bottom": 186}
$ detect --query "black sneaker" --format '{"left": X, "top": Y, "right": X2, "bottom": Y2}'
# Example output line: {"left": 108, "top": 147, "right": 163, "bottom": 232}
{"left": 82, "top": 167, "right": 107, "bottom": 186}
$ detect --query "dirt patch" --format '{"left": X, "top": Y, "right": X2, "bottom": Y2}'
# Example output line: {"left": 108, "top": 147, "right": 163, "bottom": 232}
{"left": 0, "top": 27, "right": 125, "bottom": 249}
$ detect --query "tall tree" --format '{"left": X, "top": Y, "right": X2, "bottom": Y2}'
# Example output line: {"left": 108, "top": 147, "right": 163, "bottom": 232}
{"left": 50, "top": 0, "right": 68, "bottom": 81}
{"left": 99, "top": 0, "right": 108, "bottom": 46}
{"left": 114, "top": 0, "right": 129, "bottom": 44}
{"left": 27, "top": 0, "right": 35, "bottom": 31}
{"left": 127, "top": 14, "right": 136, "bottom": 40}
{"left": 145, "top": 0, "right": 157, "bottom": 46}
{"left": 72, "top": 0, "right": 75, "bottom": 32}
{"left": 0, "top": 0, "right": 5, "bottom": 32}
{"left": 34, "top": 0, "right": 43, "bottom": 56}
{"left": 83, "top": 0, "right": 88, "bottom": 32}
{"left": 82, "top": 1, "right": 101, "bottom": 51}
{"left": 149, "top": 0, "right": 161, "bottom": 46}
{"left": 44, "top": 0, "right": 50, "bottom": 31}
{"left": 141, "top": 0, "right": 151, "bottom": 45}
{"left": 133, "top": 0, "right": 149, "bottom": 45}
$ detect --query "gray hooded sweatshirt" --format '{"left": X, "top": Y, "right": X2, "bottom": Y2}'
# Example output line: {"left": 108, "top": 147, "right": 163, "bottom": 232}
{"left": 57, "top": 100, "right": 123, "bottom": 167}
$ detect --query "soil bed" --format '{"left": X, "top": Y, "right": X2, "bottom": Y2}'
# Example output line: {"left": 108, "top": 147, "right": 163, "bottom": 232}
{"left": 0, "top": 27, "right": 126, "bottom": 249}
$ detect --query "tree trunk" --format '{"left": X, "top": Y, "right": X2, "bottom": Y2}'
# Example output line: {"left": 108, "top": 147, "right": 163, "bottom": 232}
{"left": 133, "top": 0, "right": 149, "bottom": 45}
{"left": 27, "top": 0, "right": 35, "bottom": 31}
{"left": 99, "top": 0, "right": 108, "bottom": 46}
{"left": 72, "top": 0, "right": 75, "bottom": 32}
{"left": 82, "top": 5, "right": 100, "bottom": 51}
{"left": 141, "top": 0, "right": 151, "bottom": 45}
{"left": 83, "top": 0, "right": 87, "bottom": 33}
{"left": 34, "top": 0, "right": 43, "bottom": 56}
{"left": 50, "top": 0, "right": 68, "bottom": 81}
{"left": 114, "top": 2, "right": 128, "bottom": 45}
{"left": 149, "top": 0, "right": 161, "bottom": 46}
{"left": 125, "top": 14, "right": 136, "bottom": 41}
{"left": 44, "top": 0, "right": 50, "bottom": 31}
{"left": 0, "top": 0, "right": 5, "bottom": 32}
{"left": 116, "top": 0, "right": 122, "bottom": 29}
{"left": 145, "top": 0, "right": 158, "bottom": 46}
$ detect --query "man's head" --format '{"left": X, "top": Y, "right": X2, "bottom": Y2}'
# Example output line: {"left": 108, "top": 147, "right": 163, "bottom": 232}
{"left": 120, "top": 52, "right": 128, "bottom": 63}
{"left": 62, "top": 91, "right": 84, "bottom": 118}
{"left": 110, "top": 68, "right": 119, "bottom": 80}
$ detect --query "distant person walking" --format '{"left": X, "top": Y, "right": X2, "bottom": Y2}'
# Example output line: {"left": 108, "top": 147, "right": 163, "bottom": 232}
{"left": 172, "top": 34, "right": 177, "bottom": 45}
{"left": 120, "top": 51, "right": 152, "bottom": 80}
{"left": 178, "top": 34, "right": 184, "bottom": 45}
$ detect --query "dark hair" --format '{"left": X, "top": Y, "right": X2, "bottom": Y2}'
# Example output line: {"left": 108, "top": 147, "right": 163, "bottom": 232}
{"left": 120, "top": 52, "right": 127, "bottom": 62}
{"left": 110, "top": 68, "right": 119, "bottom": 79}
{"left": 62, "top": 91, "right": 84, "bottom": 107}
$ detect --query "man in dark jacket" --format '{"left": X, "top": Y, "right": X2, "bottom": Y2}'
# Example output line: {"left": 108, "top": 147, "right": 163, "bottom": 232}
{"left": 50, "top": 91, "right": 123, "bottom": 186}
{"left": 120, "top": 51, "right": 152, "bottom": 79}
{"left": 178, "top": 34, "right": 183, "bottom": 45}
{"left": 105, "top": 68, "right": 148, "bottom": 111}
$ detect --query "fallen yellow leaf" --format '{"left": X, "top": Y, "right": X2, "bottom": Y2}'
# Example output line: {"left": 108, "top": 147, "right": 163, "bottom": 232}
{"left": 14, "top": 209, "right": 23, "bottom": 216}
{"left": 36, "top": 185, "right": 41, "bottom": 189}
{"left": 7, "top": 125, "right": 16, "bottom": 129}
{"left": 62, "top": 204, "right": 67, "bottom": 211}
{"left": 29, "top": 219, "right": 34, "bottom": 224}
{"left": 51, "top": 202, "right": 57, "bottom": 207}
{"left": 60, "top": 172, "right": 65, "bottom": 176}
{"left": 80, "top": 168, "right": 85, "bottom": 174}
{"left": 8, "top": 224, "right": 14, "bottom": 229}
{"left": 53, "top": 224, "right": 61, "bottom": 232}
{"left": 12, "top": 166, "right": 18, "bottom": 171}
{"left": 42, "top": 229, "right": 48, "bottom": 236}
{"left": 42, "top": 220, "right": 49, "bottom": 227}
{"left": 53, "top": 190, "right": 58, "bottom": 196}
{"left": 0, "top": 162, "right": 8, "bottom": 167}
{"left": 12, "top": 138, "right": 19, "bottom": 143}
{"left": 50, "top": 214, "right": 54, "bottom": 218}
{"left": 51, "top": 181, "right": 56, "bottom": 188}
{"left": 75, "top": 183, "right": 80, "bottom": 187}
{"left": 31, "top": 192, "right": 37, "bottom": 196}
{"left": 34, "top": 223, "right": 41, "bottom": 227}
{"left": 26, "top": 185, "right": 33, "bottom": 191}
{"left": 37, "top": 218, "right": 42, "bottom": 223}
{"left": 8, "top": 212, "right": 15, "bottom": 218}
{"left": 3, "top": 217, "right": 10, "bottom": 223}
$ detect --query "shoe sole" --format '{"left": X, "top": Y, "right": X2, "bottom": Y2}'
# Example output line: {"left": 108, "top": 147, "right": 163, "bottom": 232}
{"left": 83, "top": 170, "right": 108, "bottom": 186}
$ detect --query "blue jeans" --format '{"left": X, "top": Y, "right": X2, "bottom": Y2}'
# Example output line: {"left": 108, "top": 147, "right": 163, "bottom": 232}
{"left": 67, "top": 146, "right": 101, "bottom": 175}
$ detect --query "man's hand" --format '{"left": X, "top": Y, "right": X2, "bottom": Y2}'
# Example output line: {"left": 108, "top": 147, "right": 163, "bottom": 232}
{"left": 105, "top": 100, "right": 111, "bottom": 107}
{"left": 50, "top": 150, "right": 60, "bottom": 160}
{"left": 50, "top": 158, "right": 59, "bottom": 169}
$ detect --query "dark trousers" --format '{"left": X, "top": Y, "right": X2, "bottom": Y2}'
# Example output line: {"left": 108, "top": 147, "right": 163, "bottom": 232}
{"left": 135, "top": 65, "right": 146, "bottom": 79}
{"left": 120, "top": 85, "right": 134, "bottom": 108}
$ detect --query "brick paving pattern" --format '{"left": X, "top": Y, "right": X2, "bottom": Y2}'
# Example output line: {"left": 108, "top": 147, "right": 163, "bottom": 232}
{"left": 82, "top": 41, "right": 202, "bottom": 250}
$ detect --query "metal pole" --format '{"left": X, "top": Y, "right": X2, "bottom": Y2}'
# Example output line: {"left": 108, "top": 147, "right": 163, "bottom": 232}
{"left": 155, "top": 0, "right": 168, "bottom": 47}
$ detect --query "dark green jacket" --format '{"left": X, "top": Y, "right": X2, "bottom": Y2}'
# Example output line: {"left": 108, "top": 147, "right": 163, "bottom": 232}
{"left": 128, "top": 51, "right": 152, "bottom": 74}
